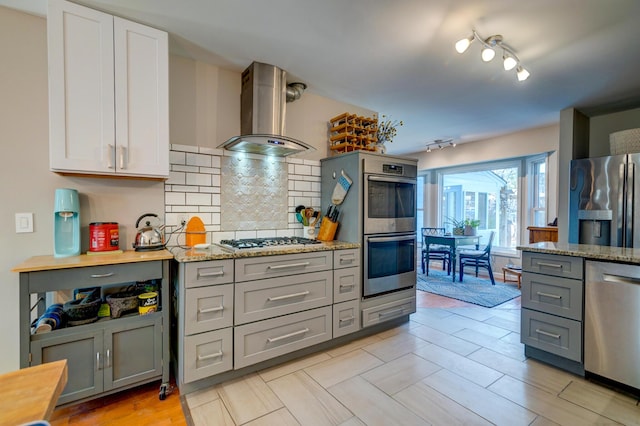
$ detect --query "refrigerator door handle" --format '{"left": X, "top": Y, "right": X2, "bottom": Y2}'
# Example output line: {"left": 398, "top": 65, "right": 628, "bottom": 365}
{"left": 626, "top": 161, "right": 634, "bottom": 247}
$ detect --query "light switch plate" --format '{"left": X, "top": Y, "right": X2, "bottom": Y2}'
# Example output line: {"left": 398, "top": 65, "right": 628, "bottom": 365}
{"left": 15, "top": 212, "right": 33, "bottom": 233}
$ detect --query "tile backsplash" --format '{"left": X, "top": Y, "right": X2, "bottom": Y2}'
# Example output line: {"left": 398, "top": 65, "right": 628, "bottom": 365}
{"left": 164, "top": 144, "right": 321, "bottom": 247}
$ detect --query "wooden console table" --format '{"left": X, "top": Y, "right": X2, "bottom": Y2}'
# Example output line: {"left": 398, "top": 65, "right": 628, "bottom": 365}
{"left": 0, "top": 359, "right": 67, "bottom": 425}
{"left": 527, "top": 226, "right": 558, "bottom": 243}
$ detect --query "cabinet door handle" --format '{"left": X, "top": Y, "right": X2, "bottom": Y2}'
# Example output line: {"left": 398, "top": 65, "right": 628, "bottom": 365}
{"left": 339, "top": 316, "right": 355, "bottom": 323}
{"left": 96, "top": 352, "right": 101, "bottom": 371}
{"left": 197, "top": 351, "right": 222, "bottom": 361}
{"left": 267, "top": 328, "right": 309, "bottom": 343}
{"left": 267, "top": 262, "right": 310, "bottom": 270}
{"left": 118, "top": 146, "right": 126, "bottom": 170}
{"left": 536, "top": 291, "right": 562, "bottom": 299}
{"left": 536, "top": 262, "right": 563, "bottom": 269}
{"left": 198, "top": 271, "right": 224, "bottom": 278}
{"left": 90, "top": 272, "right": 114, "bottom": 278}
{"left": 106, "top": 349, "right": 111, "bottom": 368}
{"left": 107, "top": 144, "right": 115, "bottom": 169}
{"left": 535, "top": 329, "right": 561, "bottom": 339}
{"left": 199, "top": 306, "right": 224, "bottom": 314}
{"left": 267, "top": 291, "right": 310, "bottom": 302}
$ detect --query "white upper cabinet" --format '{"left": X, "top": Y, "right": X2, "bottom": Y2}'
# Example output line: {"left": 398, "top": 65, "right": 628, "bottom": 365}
{"left": 48, "top": 0, "right": 169, "bottom": 178}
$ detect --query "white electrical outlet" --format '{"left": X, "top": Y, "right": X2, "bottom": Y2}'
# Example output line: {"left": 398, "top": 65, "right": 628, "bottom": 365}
{"left": 15, "top": 212, "right": 34, "bottom": 233}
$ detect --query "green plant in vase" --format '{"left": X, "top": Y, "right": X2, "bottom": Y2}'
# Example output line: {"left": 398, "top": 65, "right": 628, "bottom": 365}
{"left": 375, "top": 115, "right": 403, "bottom": 154}
{"left": 464, "top": 218, "right": 480, "bottom": 236}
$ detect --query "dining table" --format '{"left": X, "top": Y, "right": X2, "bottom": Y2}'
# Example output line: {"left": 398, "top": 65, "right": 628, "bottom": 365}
{"left": 424, "top": 234, "right": 481, "bottom": 282}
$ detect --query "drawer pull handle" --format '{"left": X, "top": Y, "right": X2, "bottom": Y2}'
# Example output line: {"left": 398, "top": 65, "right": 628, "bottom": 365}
{"left": 379, "top": 308, "right": 404, "bottom": 318}
{"left": 536, "top": 262, "right": 563, "bottom": 269}
{"left": 339, "top": 316, "right": 355, "bottom": 323}
{"left": 339, "top": 284, "right": 355, "bottom": 289}
{"left": 199, "top": 306, "right": 224, "bottom": 314}
{"left": 536, "top": 291, "right": 562, "bottom": 299}
{"left": 267, "top": 291, "right": 310, "bottom": 302}
{"left": 198, "top": 351, "right": 222, "bottom": 361}
{"left": 268, "top": 262, "right": 311, "bottom": 270}
{"left": 267, "top": 328, "right": 309, "bottom": 343}
{"left": 90, "top": 272, "right": 114, "bottom": 278}
{"left": 198, "top": 271, "right": 224, "bottom": 278}
{"left": 339, "top": 256, "right": 355, "bottom": 263}
{"left": 535, "top": 329, "right": 561, "bottom": 339}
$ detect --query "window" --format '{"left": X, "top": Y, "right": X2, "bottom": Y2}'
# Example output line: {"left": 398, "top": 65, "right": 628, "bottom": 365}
{"left": 438, "top": 161, "right": 520, "bottom": 250}
{"left": 528, "top": 156, "right": 547, "bottom": 226}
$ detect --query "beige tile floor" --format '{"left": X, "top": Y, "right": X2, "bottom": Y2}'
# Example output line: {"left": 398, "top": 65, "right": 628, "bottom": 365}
{"left": 185, "top": 292, "right": 640, "bottom": 425}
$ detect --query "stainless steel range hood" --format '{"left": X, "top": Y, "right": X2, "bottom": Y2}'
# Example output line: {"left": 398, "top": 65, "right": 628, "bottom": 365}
{"left": 218, "top": 62, "right": 315, "bottom": 157}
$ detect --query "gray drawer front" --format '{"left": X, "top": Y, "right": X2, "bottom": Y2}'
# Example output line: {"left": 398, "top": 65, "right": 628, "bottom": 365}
{"left": 522, "top": 273, "right": 583, "bottom": 321}
{"left": 234, "top": 306, "right": 332, "bottom": 369}
{"left": 235, "top": 271, "right": 333, "bottom": 325}
{"left": 184, "top": 260, "right": 234, "bottom": 288}
{"left": 184, "top": 328, "right": 233, "bottom": 383}
{"left": 521, "top": 309, "right": 582, "bottom": 362}
{"left": 235, "top": 251, "right": 332, "bottom": 282}
{"left": 334, "top": 249, "right": 360, "bottom": 269}
{"left": 522, "top": 252, "right": 583, "bottom": 280}
{"left": 185, "top": 284, "right": 234, "bottom": 335}
{"left": 333, "top": 267, "right": 360, "bottom": 303}
{"left": 333, "top": 300, "right": 360, "bottom": 338}
{"left": 29, "top": 261, "right": 162, "bottom": 292}
{"left": 362, "top": 296, "right": 416, "bottom": 328}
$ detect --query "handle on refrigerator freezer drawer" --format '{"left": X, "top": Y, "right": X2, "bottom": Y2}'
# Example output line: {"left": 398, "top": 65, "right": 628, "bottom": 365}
{"left": 603, "top": 273, "right": 640, "bottom": 285}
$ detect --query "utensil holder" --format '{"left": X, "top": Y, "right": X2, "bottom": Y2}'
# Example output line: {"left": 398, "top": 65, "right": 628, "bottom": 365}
{"left": 317, "top": 217, "right": 338, "bottom": 241}
{"left": 303, "top": 225, "right": 317, "bottom": 239}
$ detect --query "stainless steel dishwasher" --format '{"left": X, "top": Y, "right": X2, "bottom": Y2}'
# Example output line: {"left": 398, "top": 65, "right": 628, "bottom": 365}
{"left": 585, "top": 261, "right": 640, "bottom": 391}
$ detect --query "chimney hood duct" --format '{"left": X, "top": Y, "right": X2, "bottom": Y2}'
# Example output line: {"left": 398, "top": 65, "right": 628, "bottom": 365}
{"left": 218, "top": 62, "right": 315, "bottom": 157}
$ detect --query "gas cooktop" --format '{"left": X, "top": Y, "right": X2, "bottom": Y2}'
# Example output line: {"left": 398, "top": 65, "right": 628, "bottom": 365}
{"left": 219, "top": 237, "right": 321, "bottom": 250}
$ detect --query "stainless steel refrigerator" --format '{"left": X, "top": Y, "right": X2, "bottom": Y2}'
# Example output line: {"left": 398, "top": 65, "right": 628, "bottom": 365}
{"left": 569, "top": 154, "right": 640, "bottom": 247}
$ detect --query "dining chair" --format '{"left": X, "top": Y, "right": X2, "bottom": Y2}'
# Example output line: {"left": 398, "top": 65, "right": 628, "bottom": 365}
{"left": 458, "top": 231, "right": 495, "bottom": 285}
{"left": 421, "top": 227, "right": 451, "bottom": 275}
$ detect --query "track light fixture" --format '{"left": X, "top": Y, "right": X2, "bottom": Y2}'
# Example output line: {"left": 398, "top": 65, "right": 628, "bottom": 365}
{"left": 426, "top": 139, "right": 456, "bottom": 153}
{"left": 455, "top": 30, "right": 530, "bottom": 81}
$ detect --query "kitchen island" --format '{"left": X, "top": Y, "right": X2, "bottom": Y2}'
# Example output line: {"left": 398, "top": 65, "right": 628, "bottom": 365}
{"left": 518, "top": 241, "right": 640, "bottom": 394}
{"left": 170, "top": 240, "right": 416, "bottom": 394}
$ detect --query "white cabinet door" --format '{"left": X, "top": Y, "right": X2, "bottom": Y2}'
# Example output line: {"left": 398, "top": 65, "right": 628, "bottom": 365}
{"left": 113, "top": 17, "right": 169, "bottom": 177}
{"left": 48, "top": 0, "right": 168, "bottom": 178}
{"left": 48, "top": 0, "right": 115, "bottom": 174}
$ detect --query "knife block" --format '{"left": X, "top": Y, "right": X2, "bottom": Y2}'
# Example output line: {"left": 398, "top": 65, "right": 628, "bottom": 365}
{"left": 317, "top": 217, "right": 338, "bottom": 241}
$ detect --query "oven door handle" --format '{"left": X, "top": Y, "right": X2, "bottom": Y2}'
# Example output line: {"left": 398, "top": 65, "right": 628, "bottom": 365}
{"left": 367, "top": 235, "right": 416, "bottom": 243}
{"left": 367, "top": 175, "right": 416, "bottom": 185}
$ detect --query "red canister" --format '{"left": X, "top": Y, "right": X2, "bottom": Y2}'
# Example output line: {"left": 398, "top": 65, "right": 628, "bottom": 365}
{"left": 89, "top": 222, "right": 119, "bottom": 252}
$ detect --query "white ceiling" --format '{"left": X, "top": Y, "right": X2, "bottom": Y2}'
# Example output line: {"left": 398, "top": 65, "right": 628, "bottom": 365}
{"left": 5, "top": 0, "right": 640, "bottom": 154}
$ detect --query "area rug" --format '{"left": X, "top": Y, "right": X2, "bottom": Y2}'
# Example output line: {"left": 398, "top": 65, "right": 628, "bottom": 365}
{"left": 417, "top": 269, "right": 521, "bottom": 308}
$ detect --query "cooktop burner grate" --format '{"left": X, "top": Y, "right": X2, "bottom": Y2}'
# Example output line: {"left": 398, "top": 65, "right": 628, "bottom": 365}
{"left": 219, "top": 237, "right": 321, "bottom": 249}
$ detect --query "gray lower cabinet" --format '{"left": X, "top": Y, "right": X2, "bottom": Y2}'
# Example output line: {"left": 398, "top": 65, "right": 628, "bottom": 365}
{"left": 521, "top": 251, "right": 584, "bottom": 369}
{"left": 17, "top": 258, "right": 170, "bottom": 406}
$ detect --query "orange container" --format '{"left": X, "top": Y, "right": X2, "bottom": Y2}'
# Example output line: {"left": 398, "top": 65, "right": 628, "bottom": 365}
{"left": 316, "top": 217, "right": 338, "bottom": 241}
{"left": 185, "top": 216, "right": 206, "bottom": 247}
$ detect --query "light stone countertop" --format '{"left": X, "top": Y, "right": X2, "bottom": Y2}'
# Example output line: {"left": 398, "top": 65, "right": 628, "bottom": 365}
{"left": 517, "top": 241, "right": 640, "bottom": 264}
{"left": 171, "top": 240, "right": 361, "bottom": 263}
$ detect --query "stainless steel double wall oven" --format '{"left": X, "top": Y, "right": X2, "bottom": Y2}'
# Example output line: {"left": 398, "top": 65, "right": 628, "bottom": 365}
{"left": 321, "top": 152, "right": 418, "bottom": 299}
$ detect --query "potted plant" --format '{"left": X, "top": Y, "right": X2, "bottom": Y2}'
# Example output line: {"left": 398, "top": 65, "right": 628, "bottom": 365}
{"left": 445, "top": 217, "right": 466, "bottom": 235}
{"left": 464, "top": 218, "right": 481, "bottom": 236}
{"left": 375, "top": 115, "right": 403, "bottom": 154}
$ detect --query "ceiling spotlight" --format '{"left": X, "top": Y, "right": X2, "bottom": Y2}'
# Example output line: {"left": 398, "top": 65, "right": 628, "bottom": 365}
{"left": 503, "top": 53, "right": 518, "bottom": 71}
{"left": 426, "top": 146, "right": 432, "bottom": 153}
{"left": 455, "top": 37, "right": 473, "bottom": 54}
{"left": 455, "top": 30, "right": 530, "bottom": 82}
{"left": 517, "top": 66, "right": 530, "bottom": 81}
{"left": 481, "top": 47, "right": 495, "bottom": 62}
{"left": 451, "top": 142, "right": 457, "bottom": 147}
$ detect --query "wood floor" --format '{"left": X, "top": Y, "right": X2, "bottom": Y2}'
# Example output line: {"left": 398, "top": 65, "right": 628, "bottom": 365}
{"left": 50, "top": 270, "right": 640, "bottom": 426}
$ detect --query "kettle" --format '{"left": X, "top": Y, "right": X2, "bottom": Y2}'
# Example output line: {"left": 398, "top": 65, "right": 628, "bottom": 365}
{"left": 132, "top": 213, "right": 166, "bottom": 251}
